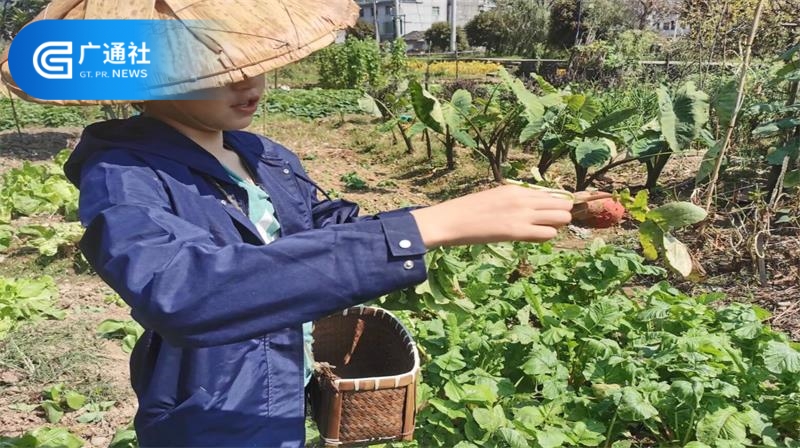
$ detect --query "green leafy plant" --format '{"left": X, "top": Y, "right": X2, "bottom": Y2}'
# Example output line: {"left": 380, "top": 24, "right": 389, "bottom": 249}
{"left": 108, "top": 424, "right": 138, "bottom": 448}
{"left": 317, "top": 37, "right": 382, "bottom": 90}
{"left": 16, "top": 222, "right": 83, "bottom": 258}
{"left": 379, "top": 240, "right": 800, "bottom": 446}
{"left": 407, "top": 82, "right": 476, "bottom": 171}
{"left": 97, "top": 319, "right": 144, "bottom": 353}
{"left": 262, "top": 89, "right": 363, "bottom": 119}
{"left": 75, "top": 399, "right": 116, "bottom": 424}
{"left": 617, "top": 190, "right": 709, "bottom": 278}
{"left": 0, "top": 276, "right": 64, "bottom": 339}
{"left": 0, "top": 150, "right": 78, "bottom": 219}
{"left": 632, "top": 82, "right": 710, "bottom": 190}
{"left": 0, "top": 427, "right": 84, "bottom": 448}
{"left": 513, "top": 74, "right": 638, "bottom": 190}
{"left": 340, "top": 172, "right": 368, "bottom": 190}
{"left": 39, "top": 384, "right": 86, "bottom": 424}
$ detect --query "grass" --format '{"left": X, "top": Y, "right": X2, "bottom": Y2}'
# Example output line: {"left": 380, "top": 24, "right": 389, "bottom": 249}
{"left": 0, "top": 319, "right": 110, "bottom": 394}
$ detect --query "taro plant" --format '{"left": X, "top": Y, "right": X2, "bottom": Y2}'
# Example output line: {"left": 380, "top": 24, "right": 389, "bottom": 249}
{"left": 358, "top": 39, "right": 420, "bottom": 154}
{"left": 511, "top": 74, "right": 639, "bottom": 190}
{"left": 631, "top": 82, "right": 710, "bottom": 190}
{"left": 408, "top": 69, "right": 532, "bottom": 181}
{"left": 407, "top": 81, "right": 476, "bottom": 171}
{"left": 617, "top": 189, "right": 708, "bottom": 278}
{"left": 749, "top": 44, "right": 800, "bottom": 196}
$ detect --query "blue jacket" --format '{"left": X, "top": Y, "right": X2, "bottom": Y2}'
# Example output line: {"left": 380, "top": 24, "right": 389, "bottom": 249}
{"left": 64, "top": 116, "right": 428, "bottom": 447}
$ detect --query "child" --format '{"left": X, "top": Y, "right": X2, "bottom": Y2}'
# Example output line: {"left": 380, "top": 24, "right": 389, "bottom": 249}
{"left": 63, "top": 72, "right": 581, "bottom": 447}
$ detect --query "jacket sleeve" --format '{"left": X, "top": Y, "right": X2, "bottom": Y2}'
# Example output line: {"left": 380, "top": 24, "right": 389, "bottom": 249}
{"left": 77, "top": 152, "right": 428, "bottom": 348}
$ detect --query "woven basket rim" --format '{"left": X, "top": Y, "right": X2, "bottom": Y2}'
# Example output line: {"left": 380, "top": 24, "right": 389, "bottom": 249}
{"left": 316, "top": 306, "right": 420, "bottom": 392}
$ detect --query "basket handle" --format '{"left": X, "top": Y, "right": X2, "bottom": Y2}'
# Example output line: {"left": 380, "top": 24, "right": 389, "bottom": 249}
{"left": 342, "top": 318, "right": 365, "bottom": 366}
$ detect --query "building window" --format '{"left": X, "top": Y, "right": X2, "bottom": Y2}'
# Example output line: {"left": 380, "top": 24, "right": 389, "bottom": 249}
{"left": 432, "top": 6, "right": 440, "bottom": 18}
{"left": 670, "top": 20, "right": 676, "bottom": 30}
{"left": 385, "top": 5, "right": 392, "bottom": 15}
{"left": 359, "top": 8, "right": 364, "bottom": 17}
{"left": 663, "top": 22, "right": 669, "bottom": 30}
{"left": 364, "top": 7, "right": 371, "bottom": 17}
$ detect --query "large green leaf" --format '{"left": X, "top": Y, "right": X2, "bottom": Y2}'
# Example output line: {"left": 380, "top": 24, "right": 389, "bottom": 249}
{"left": 696, "top": 406, "right": 748, "bottom": 445}
{"left": 435, "top": 348, "right": 467, "bottom": 372}
{"left": 762, "top": 341, "right": 800, "bottom": 374}
{"left": 630, "top": 131, "right": 667, "bottom": 159}
{"left": 615, "top": 387, "right": 659, "bottom": 422}
{"left": 574, "top": 139, "right": 612, "bottom": 168}
{"left": 472, "top": 405, "right": 507, "bottom": 433}
{"left": 536, "top": 428, "right": 568, "bottom": 448}
{"left": 713, "top": 80, "right": 739, "bottom": 126}
{"left": 498, "top": 67, "right": 544, "bottom": 120}
{"left": 533, "top": 74, "right": 558, "bottom": 94}
{"left": 657, "top": 82, "right": 709, "bottom": 152}
{"left": 753, "top": 118, "right": 800, "bottom": 138}
{"left": 696, "top": 140, "right": 724, "bottom": 183}
{"left": 766, "top": 139, "right": 800, "bottom": 166}
{"left": 586, "top": 108, "right": 638, "bottom": 135}
{"left": 646, "top": 202, "right": 707, "bottom": 231}
{"left": 639, "top": 219, "right": 662, "bottom": 259}
{"left": 7, "top": 428, "right": 84, "bottom": 448}
{"left": 462, "top": 383, "right": 499, "bottom": 404}
{"left": 656, "top": 86, "right": 678, "bottom": 151}
{"left": 567, "top": 421, "right": 605, "bottom": 446}
{"left": 499, "top": 428, "right": 530, "bottom": 448}
{"left": 442, "top": 104, "right": 477, "bottom": 149}
{"left": 519, "top": 118, "right": 546, "bottom": 143}
{"left": 451, "top": 90, "right": 473, "bottom": 116}
{"left": 409, "top": 80, "right": 445, "bottom": 133}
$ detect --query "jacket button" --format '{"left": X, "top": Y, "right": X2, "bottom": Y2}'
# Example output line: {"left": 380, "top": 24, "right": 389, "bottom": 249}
{"left": 398, "top": 239, "right": 411, "bottom": 249}
{"left": 282, "top": 168, "right": 290, "bottom": 174}
{"left": 403, "top": 260, "right": 415, "bottom": 270}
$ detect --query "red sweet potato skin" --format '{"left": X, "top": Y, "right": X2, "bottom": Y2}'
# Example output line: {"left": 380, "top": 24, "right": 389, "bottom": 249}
{"left": 573, "top": 198, "right": 625, "bottom": 228}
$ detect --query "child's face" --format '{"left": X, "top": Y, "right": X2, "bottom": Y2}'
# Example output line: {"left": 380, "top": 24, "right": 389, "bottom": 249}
{"left": 143, "top": 74, "right": 266, "bottom": 131}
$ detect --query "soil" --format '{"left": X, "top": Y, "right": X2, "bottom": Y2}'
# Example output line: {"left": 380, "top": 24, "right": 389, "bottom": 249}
{"left": 0, "top": 119, "right": 797, "bottom": 442}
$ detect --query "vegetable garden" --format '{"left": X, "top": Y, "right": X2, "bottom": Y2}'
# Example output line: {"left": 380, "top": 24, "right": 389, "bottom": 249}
{"left": 0, "top": 33, "right": 798, "bottom": 448}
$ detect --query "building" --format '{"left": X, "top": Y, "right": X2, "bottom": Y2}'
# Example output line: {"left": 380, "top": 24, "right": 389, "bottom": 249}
{"left": 646, "top": 0, "right": 689, "bottom": 38}
{"left": 355, "top": 0, "right": 494, "bottom": 43}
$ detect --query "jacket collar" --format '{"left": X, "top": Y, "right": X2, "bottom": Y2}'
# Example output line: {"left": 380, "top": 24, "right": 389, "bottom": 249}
{"left": 129, "top": 115, "right": 281, "bottom": 185}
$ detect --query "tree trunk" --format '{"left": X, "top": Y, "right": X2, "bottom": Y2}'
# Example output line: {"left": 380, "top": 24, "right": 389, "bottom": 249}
{"left": 424, "top": 129, "right": 433, "bottom": 161}
{"left": 538, "top": 149, "right": 556, "bottom": 176}
{"left": 396, "top": 122, "right": 415, "bottom": 154}
{"left": 445, "top": 134, "right": 456, "bottom": 170}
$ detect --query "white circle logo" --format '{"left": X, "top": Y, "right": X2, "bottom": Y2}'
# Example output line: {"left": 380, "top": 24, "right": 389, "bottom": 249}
{"left": 32, "top": 42, "right": 73, "bottom": 79}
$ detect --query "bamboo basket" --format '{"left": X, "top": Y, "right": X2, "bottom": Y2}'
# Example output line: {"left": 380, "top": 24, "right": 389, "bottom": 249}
{"left": 309, "top": 306, "right": 419, "bottom": 447}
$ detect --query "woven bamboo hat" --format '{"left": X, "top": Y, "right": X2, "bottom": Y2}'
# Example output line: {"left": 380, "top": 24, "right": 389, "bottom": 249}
{"left": 0, "top": 0, "right": 359, "bottom": 105}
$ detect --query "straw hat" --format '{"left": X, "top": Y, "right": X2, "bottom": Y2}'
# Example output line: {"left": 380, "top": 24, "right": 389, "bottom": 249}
{"left": 0, "top": 0, "right": 359, "bottom": 105}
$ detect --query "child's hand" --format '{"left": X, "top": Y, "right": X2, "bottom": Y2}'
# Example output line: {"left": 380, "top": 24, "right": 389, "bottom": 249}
{"left": 409, "top": 185, "right": 573, "bottom": 248}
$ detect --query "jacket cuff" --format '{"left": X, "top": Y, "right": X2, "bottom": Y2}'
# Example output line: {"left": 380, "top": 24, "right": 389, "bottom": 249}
{"left": 378, "top": 212, "right": 427, "bottom": 258}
